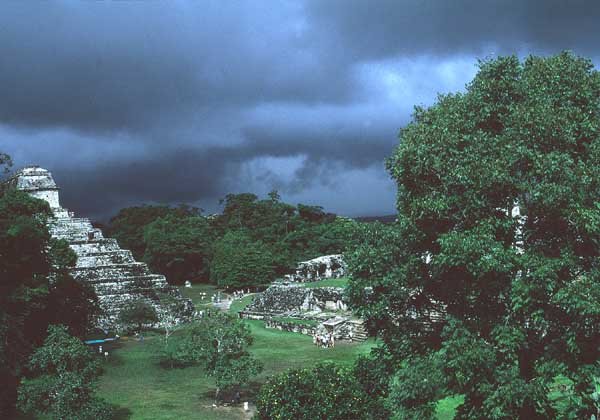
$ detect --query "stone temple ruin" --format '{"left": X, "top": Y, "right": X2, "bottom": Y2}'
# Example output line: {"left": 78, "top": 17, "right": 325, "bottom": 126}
{"left": 242, "top": 255, "right": 367, "bottom": 342}
{"left": 284, "top": 254, "right": 346, "bottom": 282}
{"left": 4, "top": 166, "right": 193, "bottom": 330}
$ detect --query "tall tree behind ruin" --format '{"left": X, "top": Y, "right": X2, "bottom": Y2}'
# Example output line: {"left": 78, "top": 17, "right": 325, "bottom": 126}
{"left": 347, "top": 52, "right": 600, "bottom": 418}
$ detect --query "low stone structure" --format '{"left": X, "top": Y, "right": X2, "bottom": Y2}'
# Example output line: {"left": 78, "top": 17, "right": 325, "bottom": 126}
{"left": 240, "top": 283, "right": 366, "bottom": 341}
{"left": 284, "top": 254, "right": 346, "bottom": 282}
{"left": 4, "top": 166, "right": 193, "bottom": 329}
{"left": 245, "top": 284, "right": 347, "bottom": 314}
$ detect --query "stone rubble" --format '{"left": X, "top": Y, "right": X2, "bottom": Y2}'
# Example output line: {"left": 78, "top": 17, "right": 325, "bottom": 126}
{"left": 5, "top": 166, "right": 194, "bottom": 330}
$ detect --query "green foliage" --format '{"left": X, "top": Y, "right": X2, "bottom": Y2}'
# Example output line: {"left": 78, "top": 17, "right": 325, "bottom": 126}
{"left": 143, "top": 213, "right": 213, "bottom": 284}
{"left": 352, "top": 351, "right": 394, "bottom": 419}
{"left": 0, "top": 189, "right": 80, "bottom": 415}
{"left": 47, "top": 274, "right": 102, "bottom": 338}
{"left": 45, "top": 238, "right": 102, "bottom": 337}
{"left": 214, "top": 192, "right": 359, "bottom": 274}
{"left": 107, "top": 192, "right": 359, "bottom": 286}
{"left": 281, "top": 216, "right": 359, "bottom": 264}
{"left": 118, "top": 300, "right": 159, "bottom": 331}
{"left": 107, "top": 204, "right": 200, "bottom": 260}
{"left": 255, "top": 362, "right": 375, "bottom": 420}
{"left": 348, "top": 52, "right": 600, "bottom": 418}
{"left": 17, "top": 325, "right": 113, "bottom": 419}
{"left": 161, "top": 311, "right": 262, "bottom": 400}
{"left": 210, "top": 231, "right": 276, "bottom": 289}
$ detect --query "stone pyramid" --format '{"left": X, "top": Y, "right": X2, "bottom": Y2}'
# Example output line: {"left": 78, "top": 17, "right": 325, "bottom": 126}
{"left": 4, "top": 166, "right": 194, "bottom": 330}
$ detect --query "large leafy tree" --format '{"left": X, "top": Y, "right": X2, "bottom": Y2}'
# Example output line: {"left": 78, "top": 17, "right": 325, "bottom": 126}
{"left": 210, "top": 231, "right": 276, "bottom": 289}
{"left": 255, "top": 363, "right": 376, "bottom": 420}
{"left": 143, "top": 213, "right": 213, "bottom": 284}
{"left": 106, "top": 204, "right": 200, "bottom": 260}
{"left": 214, "top": 192, "right": 354, "bottom": 274}
{"left": 17, "top": 325, "right": 113, "bottom": 419}
{"left": 348, "top": 52, "right": 600, "bottom": 418}
{"left": 0, "top": 188, "right": 53, "bottom": 415}
{"left": 0, "top": 169, "right": 100, "bottom": 415}
{"left": 161, "top": 311, "right": 262, "bottom": 402}
{"left": 46, "top": 238, "right": 102, "bottom": 337}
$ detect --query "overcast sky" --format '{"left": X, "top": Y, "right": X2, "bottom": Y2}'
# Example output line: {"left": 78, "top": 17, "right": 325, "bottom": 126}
{"left": 1, "top": 1, "right": 599, "bottom": 221}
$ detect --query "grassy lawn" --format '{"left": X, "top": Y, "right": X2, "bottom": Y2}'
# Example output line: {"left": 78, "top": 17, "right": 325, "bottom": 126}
{"left": 301, "top": 277, "right": 349, "bottom": 288}
{"left": 178, "top": 283, "right": 222, "bottom": 308}
{"left": 97, "top": 283, "right": 464, "bottom": 419}
{"left": 247, "top": 320, "right": 376, "bottom": 377}
{"left": 229, "top": 294, "right": 254, "bottom": 314}
{"left": 97, "top": 315, "right": 375, "bottom": 419}
{"left": 96, "top": 333, "right": 246, "bottom": 420}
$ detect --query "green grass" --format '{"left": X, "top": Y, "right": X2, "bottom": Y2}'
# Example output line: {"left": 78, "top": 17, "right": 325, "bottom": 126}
{"left": 436, "top": 395, "right": 465, "bottom": 420}
{"left": 246, "top": 320, "right": 376, "bottom": 377}
{"left": 229, "top": 294, "right": 254, "bottom": 314}
{"left": 97, "top": 333, "right": 243, "bottom": 420}
{"left": 178, "top": 283, "right": 222, "bottom": 308}
{"left": 301, "top": 277, "right": 349, "bottom": 288}
{"left": 97, "top": 317, "right": 375, "bottom": 419}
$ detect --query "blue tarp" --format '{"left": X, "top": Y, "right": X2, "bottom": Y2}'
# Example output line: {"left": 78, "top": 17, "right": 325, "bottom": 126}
{"left": 84, "top": 337, "right": 119, "bottom": 345}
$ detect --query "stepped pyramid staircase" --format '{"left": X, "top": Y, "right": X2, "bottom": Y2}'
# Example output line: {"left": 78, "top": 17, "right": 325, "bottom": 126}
{"left": 4, "top": 166, "right": 193, "bottom": 329}
{"left": 348, "top": 319, "right": 368, "bottom": 342}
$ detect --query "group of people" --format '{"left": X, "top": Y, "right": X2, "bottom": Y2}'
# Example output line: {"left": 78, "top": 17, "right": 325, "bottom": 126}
{"left": 231, "top": 289, "right": 250, "bottom": 299}
{"left": 313, "top": 332, "right": 335, "bottom": 348}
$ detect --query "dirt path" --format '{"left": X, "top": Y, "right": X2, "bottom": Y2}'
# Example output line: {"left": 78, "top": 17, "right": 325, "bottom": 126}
{"left": 213, "top": 297, "right": 233, "bottom": 311}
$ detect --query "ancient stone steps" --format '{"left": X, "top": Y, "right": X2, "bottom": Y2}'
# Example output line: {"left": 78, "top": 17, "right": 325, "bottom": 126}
{"left": 71, "top": 262, "right": 152, "bottom": 281}
{"left": 348, "top": 320, "right": 368, "bottom": 341}
{"left": 69, "top": 239, "right": 122, "bottom": 254}
{"left": 77, "top": 250, "right": 135, "bottom": 267}
{"left": 7, "top": 165, "right": 194, "bottom": 330}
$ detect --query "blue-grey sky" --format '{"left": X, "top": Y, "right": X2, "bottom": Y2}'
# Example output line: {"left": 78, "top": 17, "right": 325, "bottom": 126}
{"left": 1, "top": 1, "right": 599, "bottom": 220}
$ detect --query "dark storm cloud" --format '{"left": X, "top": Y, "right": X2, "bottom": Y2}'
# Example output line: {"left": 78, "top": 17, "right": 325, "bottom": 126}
{"left": 306, "top": 0, "right": 600, "bottom": 59}
{"left": 243, "top": 124, "right": 395, "bottom": 168}
{"left": 0, "top": 2, "right": 353, "bottom": 132}
{"left": 1, "top": 1, "right": 600, "bottom": 218}
{"left": 54, "top": 147, "right": 239, "bottom": 219}
{"left": 51, "top": 119, "right": 398, "bottom": 219}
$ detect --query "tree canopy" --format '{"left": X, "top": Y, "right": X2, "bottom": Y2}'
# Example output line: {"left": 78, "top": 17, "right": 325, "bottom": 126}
{"left": 106, "top": 192, "right": 359, "bottom": 288}
{"left": 106, "top": 205, "right": 200, "bottom": 260}
{"left": 17, "top": 325, "right": 113, "bottom": 419}
{"left": 143, "top": 213, "right": 213, "bottom": 284}
{"left": 255, "top": 363, "right": 376, "bottom": 420}
{"left": 347, "top": 52, "right": 600, "bottom": 418}
{"left": 210, "top": 230, "right": 276, "bottom": 289}
{"left": 0, "top": 186, "right": 99, "bottom": 416}
{"left": 161, "top": 311, "right": 262, "bottom": 401}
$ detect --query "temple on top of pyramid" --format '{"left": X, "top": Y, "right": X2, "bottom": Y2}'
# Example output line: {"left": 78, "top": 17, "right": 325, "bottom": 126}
{"left": 4, "top": 166, "right": 194, "bottom": 330}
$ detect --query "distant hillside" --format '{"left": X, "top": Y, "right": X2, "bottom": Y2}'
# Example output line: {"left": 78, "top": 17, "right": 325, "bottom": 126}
{"left": 354, "top": 214, "right": 397, "bottom": 224}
